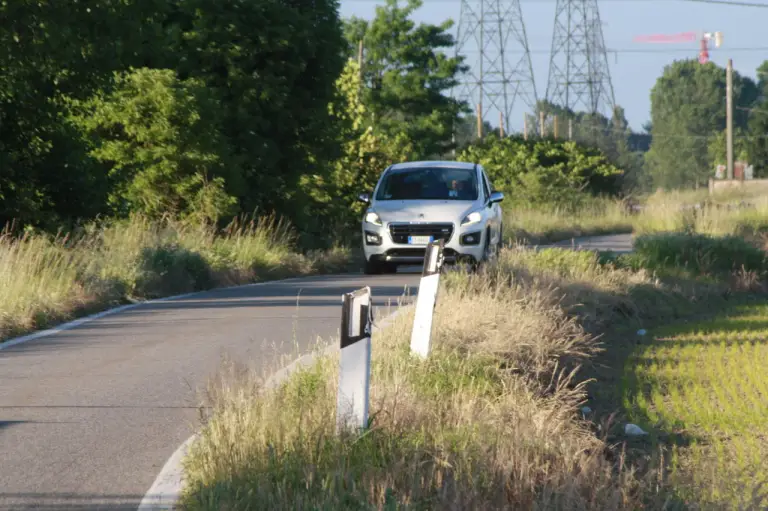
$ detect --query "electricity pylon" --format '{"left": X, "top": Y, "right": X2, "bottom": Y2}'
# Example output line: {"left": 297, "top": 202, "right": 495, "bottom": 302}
{"left": 545, "top": 0, "right": 616, "bottom": 117}
{"left": 453, "top": 0, "right": 538, "bottom": 135}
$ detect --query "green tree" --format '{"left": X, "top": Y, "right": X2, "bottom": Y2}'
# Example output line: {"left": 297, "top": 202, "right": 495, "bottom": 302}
{"left": 745, "top": 61, "right": 768, "bottom": 176}
{"left": 168, "top": 0, "right": 346, "bottom": 225}
{"left": 533, "top": 101, "right": 648, "bottom": 194}
{"left": 70, "top": 68, "right": 239, "bottom": 223}
{"left": 452, "top": 114, "right": 495, "bottom": 154}
{"left": 344, "top": 0, "right": 467, "bottom": 160}
{"left": 457, "top": 135, "right": 623, "bottom": 208}
{"left": 0, "top": 1, "right": 171, "bottom": 228}
{"left": 646, "top": 59, "right": 758, "bottom": 189}
{"left": 1, "top": 0, "right": 346, "bottom": 232}
{"left": 298, "top": 60, "right": 414, "bottom": 246}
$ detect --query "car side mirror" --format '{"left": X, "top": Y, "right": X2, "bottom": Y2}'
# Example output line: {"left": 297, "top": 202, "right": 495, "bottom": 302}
{"left": 489, "top": 191, "right": 504, "bottom": 204}
{"left": 358, "top": 192, "right": 371, "bottom": 204}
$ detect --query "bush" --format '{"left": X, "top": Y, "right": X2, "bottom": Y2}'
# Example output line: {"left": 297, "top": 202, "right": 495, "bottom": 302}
{"left": 613, "top": 233, "right": 768, "bottom": 276}
{"left": 0, "top": 215, "right": 353, "bottom": 342}
{"left": 458, "top": 135, "right": 624, "bottom": 209}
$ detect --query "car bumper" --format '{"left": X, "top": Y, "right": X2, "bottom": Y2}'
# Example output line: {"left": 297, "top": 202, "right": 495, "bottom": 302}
{"left": 362, "top": 223, "right": 486, "bottom": 265}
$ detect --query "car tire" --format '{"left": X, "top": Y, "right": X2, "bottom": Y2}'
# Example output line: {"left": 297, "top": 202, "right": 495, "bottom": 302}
{"left": 482, "top": 228, "right": 498, "bottom": 263}
{"left": 364, "top": 259, "right": 383, "bottom": 275}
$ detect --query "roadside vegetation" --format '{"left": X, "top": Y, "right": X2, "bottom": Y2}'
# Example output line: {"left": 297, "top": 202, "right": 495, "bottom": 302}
{"left": 623, "top": 303, "right": 768, "bottom": 507}
{"left": 5, "top": 0, "right": 768, "bottom": 506}
{"left": 180, "top": 232, "right": 768, "bottom": 509}
{"left": 0, "top": 216, "right": 351, "bottom": 342}
{"left": 504, "top": 186, "right": 768, "bottom": 245}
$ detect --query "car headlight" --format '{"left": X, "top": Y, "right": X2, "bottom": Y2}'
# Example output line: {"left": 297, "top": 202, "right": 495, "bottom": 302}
{"left": 364, "top": 211, "right": 383, "bottom": 226}
{"left": 461, "top": 210, "right": 482, "bottom": 226}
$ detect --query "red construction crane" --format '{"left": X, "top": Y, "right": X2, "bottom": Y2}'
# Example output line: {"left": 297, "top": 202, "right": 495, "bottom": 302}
{"left": 633, "top": 31, "right": 723, "bottom": 63}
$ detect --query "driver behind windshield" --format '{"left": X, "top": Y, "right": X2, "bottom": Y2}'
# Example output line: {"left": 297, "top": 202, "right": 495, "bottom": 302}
{"left": 448, "top": 178, "right": 472, "bottom": 200}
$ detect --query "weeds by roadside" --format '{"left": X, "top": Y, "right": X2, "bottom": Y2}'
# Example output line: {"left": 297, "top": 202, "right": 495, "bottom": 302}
{"left": 506, "top": 188, "right": 768, "bottom": 247}
{"left": 0, "top": 215, "right": 353, "bottom": 342}
{"left": 623, "top": 303, "right": 768, "bottom": 508}
{"left": 505, "top": 197, "right": 633, "bottom": 244}
{"left": 180, "top": 236, "right": 766, "bottom": 510}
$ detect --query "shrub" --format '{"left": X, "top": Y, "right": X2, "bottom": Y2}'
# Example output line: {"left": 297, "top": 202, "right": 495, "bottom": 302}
{"left": 615, "top": 233, "right": 768, "bottom": 276}
{"left": 458, "top": 135, "right": 624, "bottom": 209}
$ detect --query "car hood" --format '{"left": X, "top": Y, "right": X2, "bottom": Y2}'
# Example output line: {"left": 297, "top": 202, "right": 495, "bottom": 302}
{"left": 372, "top": 200, "right": 477, "bottom": 224}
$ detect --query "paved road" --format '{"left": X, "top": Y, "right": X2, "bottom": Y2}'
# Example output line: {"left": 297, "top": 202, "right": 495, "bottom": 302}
{"left": 546, "top": 233, "right": 634, "bottom": 254}
{"left": 0, "top": 273, "right": 420, "bottom": 510}
{"left": 0, "top": 233, "right": 634, "bottom": 510}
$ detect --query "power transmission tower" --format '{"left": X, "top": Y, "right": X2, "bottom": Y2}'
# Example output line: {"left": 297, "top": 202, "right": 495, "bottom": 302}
{"left": 453, "top": 0, "right": 538, "bottom": 136}
{"left": 545, "top": 0, "right": 615, "bottom": 117}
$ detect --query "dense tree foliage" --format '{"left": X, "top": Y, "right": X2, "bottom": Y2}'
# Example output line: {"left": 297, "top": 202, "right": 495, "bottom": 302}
{"left": 457, "top": 135, "right": 623, "bottom": 208}
{"left": 0, "top": 0, "right": 346, "bottom": 230}
{"left": 745, "top": 61, "right": 768, "bottom": 176}
{"left": 533, "top": 101, "right": 649, "bottom": 194}
{"left": 645, "top": 60, "right": 758, "bottom": 189}
{"left": 344, "top": 0, "right": 467, "bottom": 160}
{"left": 12, "top": 0, "right": 744, "bottom": 244}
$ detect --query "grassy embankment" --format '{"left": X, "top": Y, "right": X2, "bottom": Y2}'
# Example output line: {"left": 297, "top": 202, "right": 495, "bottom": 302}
{"left": 506, "top": 188, "right": 768, "bottom": 245}
{"left": 6, "top": 187, "right": 767, "bottom": 344}
{"left": 179, "top": 228, "right": 768, "bottom": 509}
{"left": 622, "top": 303, "right": 768, "bottom": 508}
{"left": 0, "top": 215, "right": 352, "bottom": 343}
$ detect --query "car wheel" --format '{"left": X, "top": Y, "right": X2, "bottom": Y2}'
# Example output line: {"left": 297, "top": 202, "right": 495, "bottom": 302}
{"left": 483, "top": 229, "right": 498, "bottom": 263}
{"left": 364, "top": 259, "right": 383, "bottom": 275}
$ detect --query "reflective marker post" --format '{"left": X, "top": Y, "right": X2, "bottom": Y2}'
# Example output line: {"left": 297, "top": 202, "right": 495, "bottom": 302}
{"left": 410, "top": 240, "right": 444, "bottom": 359}
{"left": 337, "top": 286, "right": 373, "bottom": 434}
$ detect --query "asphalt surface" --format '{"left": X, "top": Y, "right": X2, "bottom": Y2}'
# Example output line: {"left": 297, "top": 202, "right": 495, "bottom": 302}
{"left": 547, "top": 233, "right": 634, "bottom": 254}
{"left": 0, "top": 273, "right": 420, "bottom": 510}
{"left": 0, "top": 233, "right": 635, "bottom": 510}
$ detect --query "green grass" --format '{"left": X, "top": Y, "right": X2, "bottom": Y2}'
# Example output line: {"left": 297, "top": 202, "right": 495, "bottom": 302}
{"left": 504, "top": 196, "right": 633, "bottom": 244}
{"left": 0, "top": 215, "right": 353, "bottom": 342}
{"left": 179, "top": 239, "right": 768, "bottom": 509}
{"left": 604, "top": 232, "right": 768, "bottom": 280}
{"left": 622, "top": 303, "right": 768, "bottom": 508}
{"left": 506, "top": 188, "right": 768, "bottom": 247}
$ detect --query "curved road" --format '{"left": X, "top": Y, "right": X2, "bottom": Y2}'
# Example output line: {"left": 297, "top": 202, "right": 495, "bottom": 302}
{"left": 0, "top": 233, "right": 632, "bottom": 510}
{"left": 0, "top": 274, "right": 420, "bottom": 510}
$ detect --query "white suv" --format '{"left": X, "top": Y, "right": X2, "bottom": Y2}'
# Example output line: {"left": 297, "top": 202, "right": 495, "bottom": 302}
{"left": 358, "top": 161, "right": 504, "bottom": 274}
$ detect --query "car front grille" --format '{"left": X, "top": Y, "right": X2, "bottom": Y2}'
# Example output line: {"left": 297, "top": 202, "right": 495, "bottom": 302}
{"left": 388, "top": 223, "right": 454, "bottom": 244}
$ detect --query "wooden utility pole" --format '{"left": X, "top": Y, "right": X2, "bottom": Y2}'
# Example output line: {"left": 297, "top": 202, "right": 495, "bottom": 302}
{"left": 499, "top": 112, "right": 504, "bottom": 137}
{"left": 523, "top": 114, "right": 528, "bottom": 140}
{"left": 568, "top": 119, "right": 573, "bottom": 140}
{"left": 726, "top": 58, "right": 734, "bottom": 180}
{"left": 357, "top": 40, "right": 363, "bottom": 77}
{"left": 539, "top": 111, "right": 546, "bottom": 137}
{"left": 476, "top": 103, "right": 483, "bottom": 139}
{"left": 554, "top": 115, "right": 559, "bottom": 139}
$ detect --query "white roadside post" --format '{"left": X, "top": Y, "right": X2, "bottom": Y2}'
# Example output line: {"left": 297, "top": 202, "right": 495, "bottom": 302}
{"left": 409, "top": 239, "right": 445, "bottom": 359}
{"left": 336, "top": 286, "right": 373, "bottom": 434}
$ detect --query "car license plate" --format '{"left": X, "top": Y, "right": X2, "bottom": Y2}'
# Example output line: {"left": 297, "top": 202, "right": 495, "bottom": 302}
{"left": 408, "top": 235, "right": 433, "bottom": 245}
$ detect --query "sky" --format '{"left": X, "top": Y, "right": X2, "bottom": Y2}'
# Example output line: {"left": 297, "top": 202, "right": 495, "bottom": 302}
{"left": 339, "top": 0, "right": 768, "bottom": 134}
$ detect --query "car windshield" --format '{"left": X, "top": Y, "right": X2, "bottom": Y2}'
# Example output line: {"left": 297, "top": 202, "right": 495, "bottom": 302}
{"left": 375, "top": 167, "right": 478, "bottom": 201}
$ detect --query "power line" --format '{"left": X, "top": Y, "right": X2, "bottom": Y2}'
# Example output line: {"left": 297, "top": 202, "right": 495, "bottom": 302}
{"left": 679, "top": 0, "right": 768, "bottom": 7}
{"left": 460, "top": 46, "right": 768, "bottom": 55}
{"left": 533, "top": 119, "right": 768, "bottom": 139}
{"left": 736, "top": 105, "right": 768, "bottom": 115}
{"left": 346, "top": 0, "right": 768, "bottom": 5}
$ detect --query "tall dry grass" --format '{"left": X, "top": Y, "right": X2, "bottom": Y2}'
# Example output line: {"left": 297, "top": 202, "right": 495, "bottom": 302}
{"left": 504, "top": 196, "right": 633, "bottom": 244}
{"left": 0, "top": 215, "right": 352, "bottom": 342}
{"left": 181, "top": 247, "right": 731, "bottom": 510}
{"left": 506, "top": 188, "right": 768, "bottom": 246}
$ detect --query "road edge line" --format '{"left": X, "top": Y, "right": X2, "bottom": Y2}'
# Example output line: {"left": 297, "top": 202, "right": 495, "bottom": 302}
{"left": 137, "top": 303, "right": 412, "bottom": 511}
{"left": 0, "top": 275, "right": 340, "bottom": 352}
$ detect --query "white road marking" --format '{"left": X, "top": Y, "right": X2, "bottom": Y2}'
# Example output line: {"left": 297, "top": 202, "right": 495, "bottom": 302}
{"left": 136, "top": 305, "right": 410, "bottom": 510}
